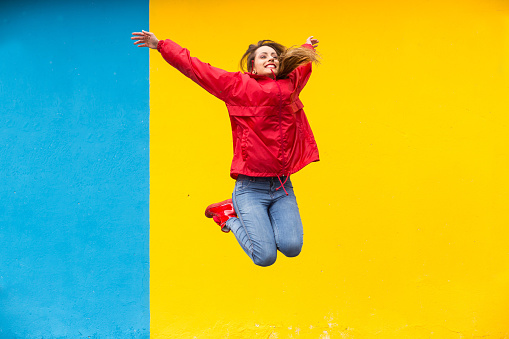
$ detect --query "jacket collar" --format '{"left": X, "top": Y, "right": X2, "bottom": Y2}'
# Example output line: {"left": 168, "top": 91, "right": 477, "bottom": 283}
{"left": 246, "top": 72, "right": 277, "bottom": 80}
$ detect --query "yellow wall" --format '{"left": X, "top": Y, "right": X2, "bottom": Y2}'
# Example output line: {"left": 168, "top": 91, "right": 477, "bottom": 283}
{"left": 150, "top": 0, "right": 509, "bottom": 337}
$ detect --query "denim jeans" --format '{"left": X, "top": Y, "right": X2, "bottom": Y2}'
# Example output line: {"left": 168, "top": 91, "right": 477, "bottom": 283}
{"left": 225, "top": 175, "right": 304, "bottom": 267}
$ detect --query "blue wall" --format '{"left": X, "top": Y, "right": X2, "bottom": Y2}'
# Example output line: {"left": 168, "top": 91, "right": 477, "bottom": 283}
{"left": 0, "top": 1, "right": 149, "bottom": 337}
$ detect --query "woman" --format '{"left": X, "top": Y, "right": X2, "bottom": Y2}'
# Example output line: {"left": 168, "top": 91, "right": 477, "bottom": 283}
{"left": 132, "top": 30, "right": 320, "bottom": 266}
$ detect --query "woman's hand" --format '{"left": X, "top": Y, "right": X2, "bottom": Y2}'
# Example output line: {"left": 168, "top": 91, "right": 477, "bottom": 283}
{"left": 131, "top": 30, "right": 159, "bottom": 49}
{"left": 305, "top": 36, "right": 319, "bottom": 48}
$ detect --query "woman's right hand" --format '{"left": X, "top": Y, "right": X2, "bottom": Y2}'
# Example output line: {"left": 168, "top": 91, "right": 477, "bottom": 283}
{"left": 131, "top": 30, "right": 159, "bottom": 49}
{"left": 305, "top": 36, "right": 319, "bottom": 48}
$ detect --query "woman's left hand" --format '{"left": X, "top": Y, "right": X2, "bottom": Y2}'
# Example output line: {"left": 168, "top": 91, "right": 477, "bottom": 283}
{"left": 305, "top": 36, "right": 319, "bottom": 48}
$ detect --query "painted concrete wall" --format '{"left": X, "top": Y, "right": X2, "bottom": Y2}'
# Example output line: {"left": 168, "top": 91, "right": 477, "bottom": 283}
{"left": 0, "top": 1, "right": 149, "bottom": 337}
{"left": 150, "top": 0, "right": 509, "bottom": 337}
{"left": 2, "top": 0, "right": 509, "bottom": 338}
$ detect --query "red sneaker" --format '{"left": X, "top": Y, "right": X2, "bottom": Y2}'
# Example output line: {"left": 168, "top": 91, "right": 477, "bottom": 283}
{"left": 205, "top": 199, "right": 237, "bottom": 233}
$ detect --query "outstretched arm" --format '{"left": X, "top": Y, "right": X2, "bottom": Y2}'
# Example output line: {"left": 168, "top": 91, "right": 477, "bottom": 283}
{"left": 130, "top": 30, "right": 235, "bottom": 102}
{"left": 131, "top": 30, "right": 159, "bottom": 49}
{"left": 287, "top": 36, "right": 320, "bottom": 92}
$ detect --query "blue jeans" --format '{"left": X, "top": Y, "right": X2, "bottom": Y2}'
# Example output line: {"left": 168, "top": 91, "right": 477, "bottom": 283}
{"left": 225, "top": 175, "right": 304, "bottom": 267}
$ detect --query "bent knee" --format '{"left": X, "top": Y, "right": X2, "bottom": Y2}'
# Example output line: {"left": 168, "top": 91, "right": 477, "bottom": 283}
{"left": 279, "top": 241, "right": 303, "bottom": 258}
{"left": 253, "top": 252, "right": 277, "bottom": 267}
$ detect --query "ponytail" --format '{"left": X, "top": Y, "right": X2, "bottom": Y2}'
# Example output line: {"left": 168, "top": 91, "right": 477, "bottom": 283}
{"left": 277, "top": 45, "right": 320, "bottom": 79}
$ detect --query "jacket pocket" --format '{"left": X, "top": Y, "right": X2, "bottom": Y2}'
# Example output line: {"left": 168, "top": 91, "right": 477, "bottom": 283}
{"left": 240, "top": 128, "right": 249, "bottom": 161}
{"left": 296, "top": 120, "right": 316, "bottom": 146}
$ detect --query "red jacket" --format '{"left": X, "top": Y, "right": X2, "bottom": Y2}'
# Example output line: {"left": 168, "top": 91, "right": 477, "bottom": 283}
{"left": 158, "top": 39, "right": 319, "bottom": 179}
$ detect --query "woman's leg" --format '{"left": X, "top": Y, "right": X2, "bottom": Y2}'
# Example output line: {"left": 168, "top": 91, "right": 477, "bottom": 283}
{"left": 268, "top": 178, "right": 304, "bottom": 257}
{"left": 226, "top": 176, "right": 278, "bottom": 267}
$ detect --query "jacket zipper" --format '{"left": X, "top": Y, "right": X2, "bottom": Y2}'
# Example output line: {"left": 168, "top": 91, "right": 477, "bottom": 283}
{"left": 271, "top": 70, "right": 289, "bottom": 195}
{"left": 271, "top": 70, "right": 286, "bottom": 176}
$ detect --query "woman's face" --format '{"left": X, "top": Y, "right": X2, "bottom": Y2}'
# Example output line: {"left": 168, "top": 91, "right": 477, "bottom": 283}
{"left": 252, "top": 46, "right": 279, "bottom": 77}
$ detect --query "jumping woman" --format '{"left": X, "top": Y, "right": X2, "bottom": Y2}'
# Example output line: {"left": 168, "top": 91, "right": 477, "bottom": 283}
{"left": 132, "top": 30, "right": 320, "bottom": 267}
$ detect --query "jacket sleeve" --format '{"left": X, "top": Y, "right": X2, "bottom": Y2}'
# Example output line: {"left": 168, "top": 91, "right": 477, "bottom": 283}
{"left": 157, "top": 39, "right": 236, "bottom": 101}
{"left": 288, "top": 43, "right": 315, "bottom": 93}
